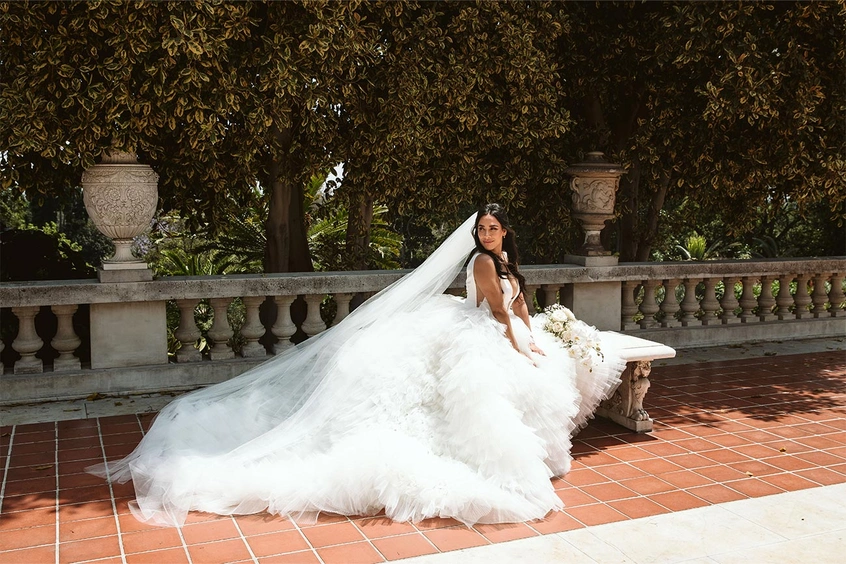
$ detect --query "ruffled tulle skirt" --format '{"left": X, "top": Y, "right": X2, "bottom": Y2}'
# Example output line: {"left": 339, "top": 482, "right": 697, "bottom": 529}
{"left": 90, "top": 295, "right": 625, "bottom": 527}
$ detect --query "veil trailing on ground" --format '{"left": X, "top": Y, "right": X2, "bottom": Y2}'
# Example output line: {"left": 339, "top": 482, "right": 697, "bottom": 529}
{"left": 88, "top": 213, "right": 478, "bottom": 525}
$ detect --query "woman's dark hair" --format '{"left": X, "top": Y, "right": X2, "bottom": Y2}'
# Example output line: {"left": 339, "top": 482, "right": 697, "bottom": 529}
{"left": 471, "top": 203, "right": 527, "bottom": 297}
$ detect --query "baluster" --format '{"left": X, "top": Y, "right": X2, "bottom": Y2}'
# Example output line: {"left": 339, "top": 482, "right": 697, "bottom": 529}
{"left": 333, "top": 293, "right": 353, "bottom": 325}
{"left": 51, "top": 304, "right": 81, "bottom": 371}
{"left": 174, "top": 299, "right": 202, "bottom": 362}
{"left": 659, "top": 278, "right": 680, "bottom": 328}
{"left": 699, "top": 278, "right": 720, "bottom": 325}
{"left": 793, "top": 274, "right": 812, "bottom": 319}
{"left": 719, "top": 277, "right": 741, "bottom": 324}
{"left": 271, "top": 296, "right": 297, "bottom": 354}
{"left": 241, "top": 296, "right": 267, "bottom": 357}
{"left": 301, "top": 294, "right": 327, "bottom": 338}
{"left": 829, "top": 273, "right": 845, "bottom": 317}
{"left": 11, "top": 306, "right": 43, "bottom": 374}
{"left": 679, "top": 278, "right": 701, "bottom": 327}
{"left": 757, "top": 276, "right": 776, "bottom": 322}
{"left": 775, "top": 274, "right": 795, "bottom": 321}
{"left": 810, "top": 273, "right": 830, "bottom": 318}
{"left": 638, "top": 279, "right": 660, "bottom": 329}
{"left": 0, "top": 337, "right": 4, "bottom": 373}
{"left": 621, "top": 280, "right": 640, "bottom": 330}
{"left": 207, "top": 298, "right": 234, "bottom": 360}
{"left": 739, "top": 276, "right": 758, "bottom": 322}
{"left": 541, "top": 285, "right": 560, "bottom": 311}
{"left": 524, "top": 285, "right": 539, "bottom": 315}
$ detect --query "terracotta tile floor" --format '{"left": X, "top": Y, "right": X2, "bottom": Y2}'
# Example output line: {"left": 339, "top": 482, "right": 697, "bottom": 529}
{"left": 1, "top": 351, "right": 844, "bottom": 564}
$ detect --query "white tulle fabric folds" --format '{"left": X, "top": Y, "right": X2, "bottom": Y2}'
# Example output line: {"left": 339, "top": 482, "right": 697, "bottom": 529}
{"left": 88, "top": 214, "right": 625, "bottom": 527}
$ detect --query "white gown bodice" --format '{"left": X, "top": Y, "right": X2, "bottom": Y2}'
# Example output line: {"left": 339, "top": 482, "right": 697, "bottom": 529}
{"left": 465, "top": 252, "right": 518, "bottom": 311}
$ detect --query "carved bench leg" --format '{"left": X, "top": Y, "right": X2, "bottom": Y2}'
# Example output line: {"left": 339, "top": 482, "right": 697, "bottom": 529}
{"left": 595, "top": 360, "right": 654, "bottom": 433}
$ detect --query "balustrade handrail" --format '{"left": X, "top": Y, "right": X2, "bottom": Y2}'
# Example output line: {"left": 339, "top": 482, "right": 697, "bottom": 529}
{"left": 2, "top": 257, "right": 844, "bottom": 308}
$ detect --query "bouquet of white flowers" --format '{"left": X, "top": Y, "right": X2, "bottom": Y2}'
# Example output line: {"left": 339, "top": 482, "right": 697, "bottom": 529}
{"left": 540, "top": 304, "right": 604, "bottom": 369}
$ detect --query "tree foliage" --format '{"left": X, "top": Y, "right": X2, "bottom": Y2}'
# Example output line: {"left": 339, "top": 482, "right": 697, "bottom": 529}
{"left": 2, "top": 0, "right": 843, "bottom": 271}
{"left": 557, "top": 1, "right": 845, "bottom": 260}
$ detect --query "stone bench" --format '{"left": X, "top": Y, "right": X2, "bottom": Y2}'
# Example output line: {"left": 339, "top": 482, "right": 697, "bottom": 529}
{"left": 594, "top": 331, "right": 677, "bottom": 433}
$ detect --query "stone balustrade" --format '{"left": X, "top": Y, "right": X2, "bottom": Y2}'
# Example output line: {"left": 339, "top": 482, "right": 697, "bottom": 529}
{"left": 1, "top": 257, "right": 843, "bottom": 404}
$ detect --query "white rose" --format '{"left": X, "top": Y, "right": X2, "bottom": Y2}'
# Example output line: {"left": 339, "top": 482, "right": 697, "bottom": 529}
{"left": 551, "top": 321, "right": 564, "bottom": 333}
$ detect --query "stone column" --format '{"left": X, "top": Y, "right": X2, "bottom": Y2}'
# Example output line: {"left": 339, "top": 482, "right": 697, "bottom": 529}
{"left": 638, "top": 279, "right": 660, "bottom": 329}
{"left": 700, "top": 278, "right": 721, "bottom": 326}
{"left": 829, "top": 273, "right": 845, "bottom": 317}
{"left": 174, "top": 299, "right": 202, "bottom": 363}
{"left": 775, "top": 275, "right": 795, "bottom": 320}
{"left": 793, "top": 274, "right": 812, "bottom": 319}
{"left": 11, "top": 306, "right": 43, "bottom": 374}
{"left": 679, "top": 279, "right": 701, "bottom": 326}
{"left": 758, "top": 276, "right": 776, "bottom": 321}
{"left": 271, "top": 296, "right": 298, "bottom": 353}
{"left": 811, "top": 273, "right": 830, "bottom": 318}
{"left": 719, "top": 278, "right": 741, "bottom": 324}
{"left": 301, "top": 295, "right": 327, "bottom": 338}
{"left": 739, "top": 277, "right": 758, "bottom": 322}
{"left": 659, "top": 279, "right": 681, "bottom": 328}
{"left": 207, "top": 298, "right": 235, "bottom": 360}
{"left": 51, "top": 304, "right": 81, "bottom": 371}
{"left": 620, "top": 281, "right": 640, "bottom": 331}
{"left": 241, "top": 296, "right": 267, "bottom": 358}
{"left": 333, "top": 293, "right": 354, "bottom": 325}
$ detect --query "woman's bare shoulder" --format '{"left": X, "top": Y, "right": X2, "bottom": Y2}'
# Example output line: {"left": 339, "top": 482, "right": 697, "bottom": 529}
{"left": 473, "top": 253, "right": 496, "bottom": 275}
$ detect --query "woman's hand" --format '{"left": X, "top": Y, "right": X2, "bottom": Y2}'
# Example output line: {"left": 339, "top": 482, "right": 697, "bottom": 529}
{"left": 529, "top": 342, "right": 546, "bottom": 356}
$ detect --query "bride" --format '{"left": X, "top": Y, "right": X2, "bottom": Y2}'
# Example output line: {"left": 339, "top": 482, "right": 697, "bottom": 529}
{"left": 89, "top": 203, "right": 625, "bottom": 527}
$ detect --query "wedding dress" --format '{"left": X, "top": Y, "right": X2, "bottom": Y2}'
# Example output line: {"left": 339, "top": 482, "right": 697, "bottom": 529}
{"left": 90, "top": 214, "right": 625, "bottom": 527}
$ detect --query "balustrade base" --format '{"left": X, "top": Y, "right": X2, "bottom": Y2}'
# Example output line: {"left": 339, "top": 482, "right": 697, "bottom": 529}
{"left": 630, "top": 317, "right": 845, "bottom": 349}
{"left": 54, "top": 358, "right": 81, "bottom": 372}
{"left": 13, "top": 358, "right": 43, "bottom": 375}
{"left": 1, "top": 357, "right": 266, "bottom": 405}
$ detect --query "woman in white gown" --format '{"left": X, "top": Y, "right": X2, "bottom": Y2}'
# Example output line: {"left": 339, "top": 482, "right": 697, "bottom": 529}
{"left": 89, "top": 204, "right": 625, "bottom": 527}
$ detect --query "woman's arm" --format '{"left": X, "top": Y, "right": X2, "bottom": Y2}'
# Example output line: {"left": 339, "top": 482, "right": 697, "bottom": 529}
{"left": 474, "top": 255, "right": 520, "bottom": 351}
{"left": 512, "top": 292, "right": 545, "bottom": 356}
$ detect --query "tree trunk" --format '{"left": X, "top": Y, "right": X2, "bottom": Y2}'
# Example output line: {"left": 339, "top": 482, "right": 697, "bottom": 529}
{"left": 634, "top": 172, "right": 671, "bottom": 262}
{"left": 618, "top": 160, "right": 641, "bottom": 262}
{"left": 264, "top": 122, "right": 313, "bottom": 274}
{"left": 345, "top": 191, "right": 374, "bottom": 270}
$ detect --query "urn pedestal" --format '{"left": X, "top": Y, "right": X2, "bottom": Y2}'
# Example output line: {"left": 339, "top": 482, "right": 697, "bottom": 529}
{"left": 564, "top": 151, "right": 625, "bottom": 268}
{"left": 82, "top": 151, "right": 167, "bottom": 369}
{"left": 562, "top": 152, "right": 626, "bottom": 331}
{"left": 81, "top": 151, "right": 157, "bottom": 283}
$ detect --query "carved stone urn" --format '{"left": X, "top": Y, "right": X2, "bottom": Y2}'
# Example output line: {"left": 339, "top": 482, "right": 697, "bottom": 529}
{"left": 81, "top": 150, "right": 158, "bottom": 282}
{"left": 565, "top": 151, "right": 625, "bottom": 263}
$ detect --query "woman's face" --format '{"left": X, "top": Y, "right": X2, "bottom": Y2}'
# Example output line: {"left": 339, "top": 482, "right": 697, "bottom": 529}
{"left": 477, "top": 214, "right": 506, "bottom": 253}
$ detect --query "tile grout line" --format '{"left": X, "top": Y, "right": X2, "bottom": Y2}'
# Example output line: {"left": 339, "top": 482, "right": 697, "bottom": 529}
{"left": 230, "top": 516, "right": 259, "bottom": 564}
{"left": 54, "top": 422, "right": 59, "bottom": 564}
{"left": 95, "top": 417, "right": 128, "bottom": 564}
{"left": 288, "top": 515, "right": 327, "bottom": 564}
{"left": 347, "top": 517, "right": 390, "bottom": 562}
{"left": 0, "top": 425, "right": 15, "bottom": 515}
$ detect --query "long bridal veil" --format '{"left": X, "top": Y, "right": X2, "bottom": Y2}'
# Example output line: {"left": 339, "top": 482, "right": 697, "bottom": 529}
{"left": 89, "top": 213, "right": 478, "bottom": 525}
